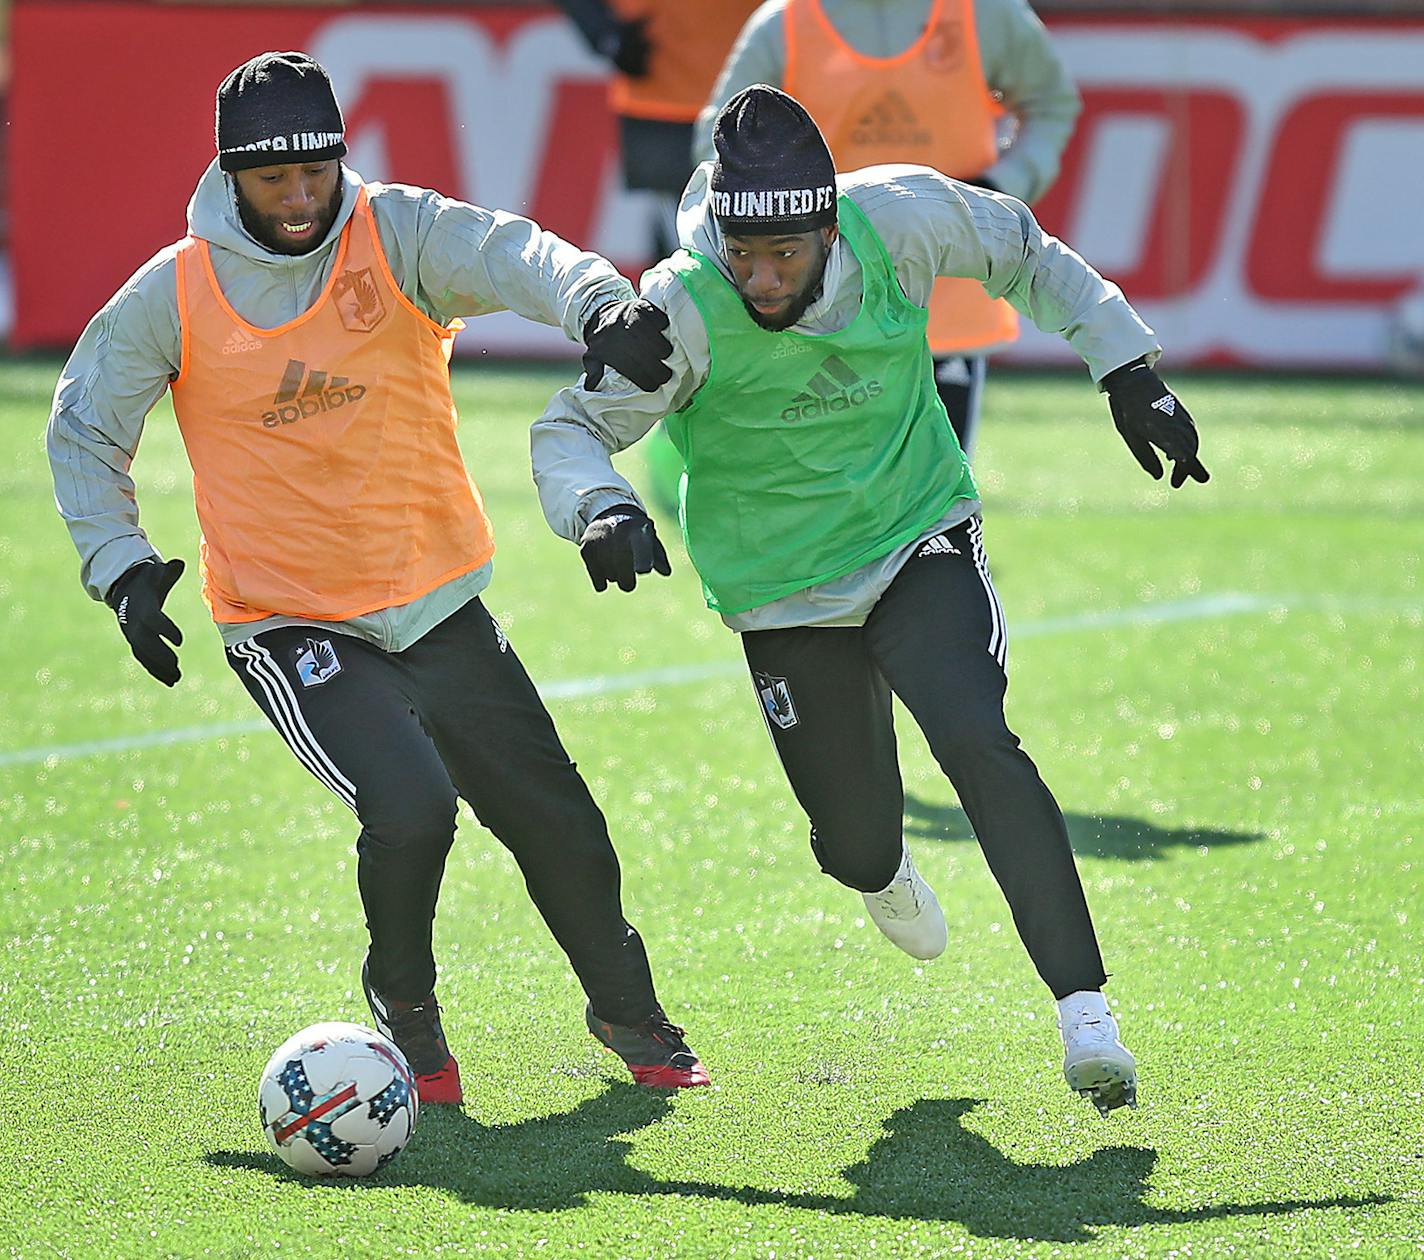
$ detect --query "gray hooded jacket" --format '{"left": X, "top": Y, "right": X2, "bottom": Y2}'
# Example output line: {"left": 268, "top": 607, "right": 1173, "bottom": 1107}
{"left": 48, "top": 161, "right": 635, "bottom": 651}
{"left": 530, "top": 162, "right": 1161, "bottom": 632}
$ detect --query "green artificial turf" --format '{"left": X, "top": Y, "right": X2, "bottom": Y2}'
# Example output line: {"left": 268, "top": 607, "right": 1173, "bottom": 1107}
{"left": 1, "top": 358, "right": 1420, "bottom": 1258}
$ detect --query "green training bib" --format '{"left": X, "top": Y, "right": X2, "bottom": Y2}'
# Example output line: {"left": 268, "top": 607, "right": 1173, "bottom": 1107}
{"left": 664, "top": 195, "right": 978, "bottom": 613}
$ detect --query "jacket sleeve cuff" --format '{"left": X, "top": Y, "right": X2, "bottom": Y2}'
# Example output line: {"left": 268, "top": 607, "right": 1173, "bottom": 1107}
{"left": 574, "top": 281, "right": 637, "bottom": 343}
{"left": 88, "top": 538, "right": 161, "bottom": 604}
{"left": 577, "top": 488, "right": 646, "bottom": 532}
{"left": 1092, "top": 346, "right": 1162, "bottom": 391}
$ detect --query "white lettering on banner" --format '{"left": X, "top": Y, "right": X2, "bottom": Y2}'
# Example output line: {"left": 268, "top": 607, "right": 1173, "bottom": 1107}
{"left": 300, "top": 15, "right": 1424, "bottom": 368}
{"left": 1001, "top": 25, "right": 1424, "bottom": 369}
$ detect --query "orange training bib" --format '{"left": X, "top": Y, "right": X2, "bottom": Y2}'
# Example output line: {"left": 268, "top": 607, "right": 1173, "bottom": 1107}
{"left": 171, "top": 187, "right": 495, "bottom": 623}
{"left": 785, "top": 0, "right": 1019, "bottom": 354}
{"left": 609, "top": 0, "right": 762, "bottom": 123}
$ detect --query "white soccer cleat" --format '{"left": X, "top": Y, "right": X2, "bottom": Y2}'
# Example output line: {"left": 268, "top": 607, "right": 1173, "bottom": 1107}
{"left": 1058, "top": 992, "right": 1138, "bottom": 1116}
{"left": 862, "top": 847, "right": 947, "bottom": 960}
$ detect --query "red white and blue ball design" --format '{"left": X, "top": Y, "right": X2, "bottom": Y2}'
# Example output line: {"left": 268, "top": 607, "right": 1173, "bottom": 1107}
{"left": 258, "top": 1021, "right": 418, "bottom": 1177}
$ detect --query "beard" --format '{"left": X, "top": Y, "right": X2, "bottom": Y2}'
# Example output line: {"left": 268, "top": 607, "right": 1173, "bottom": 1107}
{"left": 235, "top": 176, "right": 344, "bottom": 256}
{"left": 737, "top": 236, "right": 831, "bottom": 332}
{"left": 741, "top": 281, "right": 824, "bottom": 332}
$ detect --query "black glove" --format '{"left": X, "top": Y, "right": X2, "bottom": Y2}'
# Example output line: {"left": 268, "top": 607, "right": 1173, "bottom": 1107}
{"left": 579, "top": 505, "right": 671, "bottom": 593}
{"left": 964, "top": 173, "right": 1000, "bottom": 193}
{"left": 581, "top": 299, "right": 673, "bottom": 393}
{"left": 597, "top": 18, "right": 652, "bottom": 77}
{"left": 106, "top": 558, "right": 186, "bottom": 686}
{"left": 1103, "top": 359, "right": 1210, "bottom": 489}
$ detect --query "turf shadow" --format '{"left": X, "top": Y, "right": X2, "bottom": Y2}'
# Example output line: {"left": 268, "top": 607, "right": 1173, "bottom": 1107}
{"left": 205, "top": 1091, "right": 1388, "bottom": 1242}
{"left": 903, "top": 791, "right": 1262, "bottom": 861}
{"left": 654, "top": 1097, "right": 1392, "bottom": 1243}
{"left": 205, "top": 1081, "right": 679, "bottom": 1210}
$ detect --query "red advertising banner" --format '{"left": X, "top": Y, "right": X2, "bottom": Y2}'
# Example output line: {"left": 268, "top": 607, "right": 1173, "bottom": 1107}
{"left": 11, "top": 3, "right": 1424, "bottom": 367}
{"left": 1008, "top": 14, "right": 1424, "bottom": 369}
{"left": 10, "top": 2, "right": 635, "bottom": 355}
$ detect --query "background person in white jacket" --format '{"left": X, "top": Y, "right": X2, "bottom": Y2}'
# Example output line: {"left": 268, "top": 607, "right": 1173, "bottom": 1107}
{"left": 533, "top": 86, "right": 1209, "bottom": 1116}
{"left": 46, "top": 51, "right": 709, "bottom": 1107}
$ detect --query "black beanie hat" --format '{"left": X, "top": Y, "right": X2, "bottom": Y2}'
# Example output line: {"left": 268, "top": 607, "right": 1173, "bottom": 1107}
{"left": 710, "top": 85, "right": 837, "bottom": 235}
{"left": 216, "top": 52, "right": 347, "bottom": 173}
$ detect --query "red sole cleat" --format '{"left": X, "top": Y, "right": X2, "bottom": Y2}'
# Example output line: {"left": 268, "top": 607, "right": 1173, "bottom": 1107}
{"left": 416, "top": 1055, "right": 463, "bottom": 1104}
{"left": 628, "top": 1061, "right": 711, "bottom": 1089}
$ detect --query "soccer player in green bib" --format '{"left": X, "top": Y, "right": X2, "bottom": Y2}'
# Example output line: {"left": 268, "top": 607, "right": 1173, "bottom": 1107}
{"left": 532, "top": 86, "right": 1208, "bottom": 1116}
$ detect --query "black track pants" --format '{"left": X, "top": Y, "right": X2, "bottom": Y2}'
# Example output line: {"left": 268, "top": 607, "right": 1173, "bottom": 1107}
{"left": 741, "top": 517, "right": 1107, "bottom": 999}
{"left": 226, "top": 597, "right": 659, "bottom": 1023}
{"left": 934, "top": 354, "right": 987, "bottom": 462}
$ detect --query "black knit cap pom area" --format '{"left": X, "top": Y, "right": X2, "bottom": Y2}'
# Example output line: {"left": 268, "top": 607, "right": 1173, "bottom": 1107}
{"left": 216, "top": 51, "right": 347, "bottom": 173}
{"left": 710, "top": 85, "right": 837, "bottom": 236}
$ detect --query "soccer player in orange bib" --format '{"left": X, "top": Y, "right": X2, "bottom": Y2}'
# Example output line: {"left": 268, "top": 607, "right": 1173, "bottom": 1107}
{"left": 46, "top": 52, "right": 708, "bottom": 1103}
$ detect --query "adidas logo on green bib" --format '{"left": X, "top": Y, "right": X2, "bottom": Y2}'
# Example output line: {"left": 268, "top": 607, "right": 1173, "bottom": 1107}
{"left": 781, "top": 353, "right": 884, "bottom": 423}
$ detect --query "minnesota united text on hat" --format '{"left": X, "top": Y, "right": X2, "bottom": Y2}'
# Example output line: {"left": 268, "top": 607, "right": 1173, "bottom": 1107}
{"left": 221, "top": 131, "right": 346, "bottom": 159}
{"left": 711, "top": 185, "right": 836, "bottom": 221}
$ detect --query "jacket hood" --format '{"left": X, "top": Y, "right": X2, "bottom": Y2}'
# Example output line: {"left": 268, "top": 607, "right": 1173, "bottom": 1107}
{"left": 185, "top": 158, "right": 364, "bottom": 264}
{"left": 677, "top": 162, "right": 728, "bottom": 271}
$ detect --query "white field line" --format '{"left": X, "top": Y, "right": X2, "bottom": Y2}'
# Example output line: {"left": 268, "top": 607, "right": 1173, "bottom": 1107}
{"left": 2, "top": 591, "right": 1416, "bottom": 770}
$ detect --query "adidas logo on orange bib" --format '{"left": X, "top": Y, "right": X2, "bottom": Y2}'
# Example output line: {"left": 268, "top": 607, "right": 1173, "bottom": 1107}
{"left": 781, "top": 354, "right": 883, "bottom": 423}
{"left": 850, "top": 90, "right": 931, "bottom": 149}
{"left": 261, "top": 358, "right": 368, "bottom": 428}
{"left": 222, "top": 327, "right": 263, "bottom": 355}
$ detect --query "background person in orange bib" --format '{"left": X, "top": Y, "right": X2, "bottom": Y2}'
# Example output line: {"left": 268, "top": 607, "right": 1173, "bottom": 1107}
{"left": 695, "top": 0, "right": 1080, "bottom": 462}
{"left": 559, "top": 0, "right": 765, "bottom": 513}
{"left": 559, "top": 0, "right": 763, "bottom": 258}
{"left": 46, "top": 52, "right": 708, "bottom": 1102}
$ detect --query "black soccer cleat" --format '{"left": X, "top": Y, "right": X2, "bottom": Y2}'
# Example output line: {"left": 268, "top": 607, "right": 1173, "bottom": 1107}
{"left": 586, "top": 1003, "right": 711, "bottom": 1088}
{"left": 361, "top": 956, "right": 463, "bottom": 1104}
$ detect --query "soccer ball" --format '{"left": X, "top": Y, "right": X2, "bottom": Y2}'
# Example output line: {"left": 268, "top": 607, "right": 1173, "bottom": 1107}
{"left": 258, "top": 1021, "right": 418, "bottom": 1177}
{"left": 1386, "top": 285, "right": 1424, "bottom": 378}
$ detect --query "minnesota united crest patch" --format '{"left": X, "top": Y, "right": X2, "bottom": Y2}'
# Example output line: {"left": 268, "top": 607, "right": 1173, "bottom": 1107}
{"left": 754, "top": 671, "right": 798, "bottom": 730}
{"left": 333, "top": 267, "right": 386, "bottom": 333}
{"left": 294, "top": 637, "right": 343, "bottom": 687}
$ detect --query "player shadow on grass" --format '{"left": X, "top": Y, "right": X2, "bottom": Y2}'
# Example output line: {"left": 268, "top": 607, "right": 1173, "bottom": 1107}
{"left": 205, "top": 1089, "right": 1387, "bottom": 1242}
{"left": 205, "top": 1081, "right": 680, "bottom": 1210}
{"left": 651, "top": 1097, "right": 1391, "bottom": 1243}
{"left": 903, "top": 791, "right": 1262, "bottom": 861}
